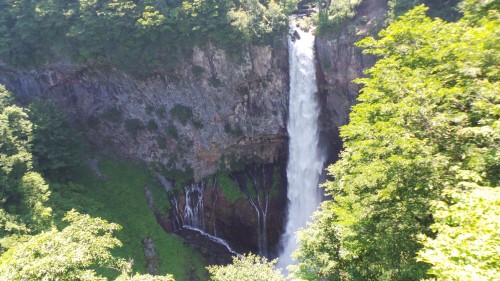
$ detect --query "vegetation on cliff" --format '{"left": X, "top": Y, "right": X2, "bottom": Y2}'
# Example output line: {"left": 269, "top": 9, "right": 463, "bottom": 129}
{"left": 313, "top": 0, "right": 462, "bottom": 34}
{"left": 0, "top": 0, "right": 298, "bottom": 74}
{"left": 0, "top": 85, "right": 206, "bottom": 280}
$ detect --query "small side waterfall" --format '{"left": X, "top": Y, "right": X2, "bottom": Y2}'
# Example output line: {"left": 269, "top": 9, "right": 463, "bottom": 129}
{"left": 170, "top": 178, "right": 240, "bottom": 256}
{"left": 183, "top": 182, "right": 206, "bottom": 230}
{"left": 233, "top": 165, "right": 273, "bottom": 256}
{"left": 183, "top": 225, "right": 241, "bottom": 257}
{"left": 278, "top": 22, "right": 325, "bottom": 269}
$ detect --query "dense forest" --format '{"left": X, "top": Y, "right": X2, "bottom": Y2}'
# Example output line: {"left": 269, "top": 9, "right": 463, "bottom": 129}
{"left": 1, "top": 0, "right": 498, "bottom": 280}
{"left": 0, "top": 0, "right": 298, "bottom": 74}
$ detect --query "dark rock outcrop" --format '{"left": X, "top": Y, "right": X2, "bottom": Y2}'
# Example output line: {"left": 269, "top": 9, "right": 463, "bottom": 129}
{"left": 142, "top": 237, "right": 159, "bottom": 275}
{"left": 315, "top": 0, "right": 388, "bottom": 161}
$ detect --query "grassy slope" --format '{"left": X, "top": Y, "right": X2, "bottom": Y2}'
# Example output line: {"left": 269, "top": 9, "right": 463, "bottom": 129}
{"left": 217, "top": 173, "right": 246, "bottom": 203}
{"left": 49, "top": 158, "right": 208, "bottom": 280}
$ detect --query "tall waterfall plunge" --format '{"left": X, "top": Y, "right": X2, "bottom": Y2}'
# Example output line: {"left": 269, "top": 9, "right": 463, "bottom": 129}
{"left": 278, "top": 24, "right": 326, "bottom": 269}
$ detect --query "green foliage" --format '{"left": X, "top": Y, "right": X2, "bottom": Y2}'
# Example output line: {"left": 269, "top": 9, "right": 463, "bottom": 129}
{"left": 228, "top": 0, "right": 297, "bottom": 44}
{"left": 218, "top": 173, "right": 245, "bottom": 203}
{"left": 316, "top": 0, "right": 463, "bottom": 35}
{"left": 207, "top": 253, "right": 285, "bottom": 281}
{"left": 0, "top": 89, "right": 33, "bottom": 197}
{"left": 49, "top": 159, "right": 206, "bottom": 280}
{"left": 0, "top": 85, "right": 193, "bottom": 280}
{"left": 460, "top": 0, "right": 500, "bottom": 23}
{"left": 388, "top": 0, "right": 462, "bottom": 22}
{"left": 0, "top": 209, "right": 177, "bottom": 281}
{"left": 17, "top": 172, "right": 52, "bottom": 231}
{"left": 117, "top": 261, "right": 175, "bottom": 281}
{"left": 0, "top": 0, "right": 298, "bottom": 74}
{"left": 418, "top": 186, "right": 500, "bottom": 280}
{"left": 29, "top": 99, "right": 84, "bottom": 180}
{"left": 314, "top": 0, "right": 363, "bottom": 34}
{"left": 293, "top": 4, "right": 499, "bottom": 281}
{"left": 147, "top": 119, "right": 158, "bottom": 131}
{"left": 0, "top": 86, "right": 52, "bottom": 237}
{"left": 164, "top": 166, "right": 194, "bottom": 188}
{"left": 192, "top": 65, "right": 205, "bottom": 77}
{"left": 0, "top": 210, "right": 122, "bottom": 280}
{"left": 165, "top": 123, "right": 179, "bottom": 140}
{"left": 170, "top": 104, "right": 193, "bottom": 126}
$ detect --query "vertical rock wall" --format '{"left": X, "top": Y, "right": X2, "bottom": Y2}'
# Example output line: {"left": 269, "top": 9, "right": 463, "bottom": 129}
{"left": 315, "top": 0, "right": 389, "bottom": 160}
{"left": 0, "top": 41, "right": 289, "bottom": 181}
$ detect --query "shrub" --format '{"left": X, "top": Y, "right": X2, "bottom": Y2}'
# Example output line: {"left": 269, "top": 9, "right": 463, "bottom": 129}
{"left": 165, "top": 124, "right": 179, "bottom": 140}
{"left": 101, "top": 107, "right": 123, "bottom": 123}
{"left": 147, "top": 119, "right": 158, "bottom": 131}
{"left": 124, "top": 118, "right": 145, "bottom": 138}
{"left": 191, "top": 65, "right": 204, "bottom": 77}
{"left": 170, "top": 104, "right": 193, "bottom": 125}
{"left": 192, "top": 118, "right": 204, "bottom": 129}
{"left": 156, "top": 106, "right": 166, "bottom": 119}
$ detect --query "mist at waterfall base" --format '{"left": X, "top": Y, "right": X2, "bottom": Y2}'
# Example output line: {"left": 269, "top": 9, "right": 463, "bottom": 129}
{"left": 277, "top": 24, "right": 326, "bottom": 271}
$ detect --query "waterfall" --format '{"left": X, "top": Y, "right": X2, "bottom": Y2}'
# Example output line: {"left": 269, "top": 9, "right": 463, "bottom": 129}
{"left": 183, "top": 225, "right": 241, "bottom": 257}
{"left": 171, "top": 179, "right": 240, "bottom": 257}
{"left": 278, "top": 22, "right": 325, "bottom": 269}
{"left": 183, "top": 182, "right": 206, "bottom": 230}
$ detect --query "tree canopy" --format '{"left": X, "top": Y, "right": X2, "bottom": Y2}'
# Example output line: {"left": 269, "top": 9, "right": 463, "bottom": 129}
{"left": 0, "top": 85, "right": 177, "bottom": 280}
{"left": 0, "top": 210, "right": 122, "bottom": 280}
{"left": 207, "top": 253, "right": 286, "bottom": 281}
{"left": 0, "top": 0, "right": 298, "bottom": 74}
{"left": 291, "top": 1, "right": 499, "bottom": 280}
{"left": 0, "top": 85, "right": 51, "bottom": 239}
{"left": 314, "top": 0, "right": 463, "bottom": 34}
{"left": 29, "top": 99, "right": 84, "bottom": 180}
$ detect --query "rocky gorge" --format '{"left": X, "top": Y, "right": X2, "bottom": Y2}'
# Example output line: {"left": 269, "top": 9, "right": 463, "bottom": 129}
{"left": 0, "top": 0, "right": 388, "bottom": 261}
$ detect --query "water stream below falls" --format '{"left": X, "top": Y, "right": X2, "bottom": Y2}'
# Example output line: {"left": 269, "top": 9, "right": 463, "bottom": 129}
{"left": 278, "top": 22, "right": 326, "bottom": 270}
{"left": 173, "top": 179, "right": 241, "bottom": 262}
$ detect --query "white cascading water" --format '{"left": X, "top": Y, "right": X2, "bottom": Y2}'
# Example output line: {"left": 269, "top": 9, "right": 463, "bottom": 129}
{"left": 183, "top": 182, "right": 206, "bottom": 230}
{"left": 278, "top": 22, "right": 325, "bottom": 270}
{"left": 180, "top": 179, "right": 240, "bottom": 256}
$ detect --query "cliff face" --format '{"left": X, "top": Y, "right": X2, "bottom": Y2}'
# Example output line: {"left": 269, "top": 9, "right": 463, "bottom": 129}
{"left": 315, "top": 0, "right": 388, "bottom": 158}
{"left": 0, "top": 41, "right": 289, "bottom": 181}
{"left": 0, "top": 40, "right": 290, "bottom": 255}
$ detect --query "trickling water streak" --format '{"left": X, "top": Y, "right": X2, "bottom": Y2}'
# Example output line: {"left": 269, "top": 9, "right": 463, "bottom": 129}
{"left": 211, "top": 176, "right": 219, "bottom": 236}
{"left": 173, "top": 179, "right": 240, "bottom": 259}
{"left": 183, "top": 225, "right": 241, "bottom": 257}
{"left": 278, "top": 22, "right": 325, "bottom": 270}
